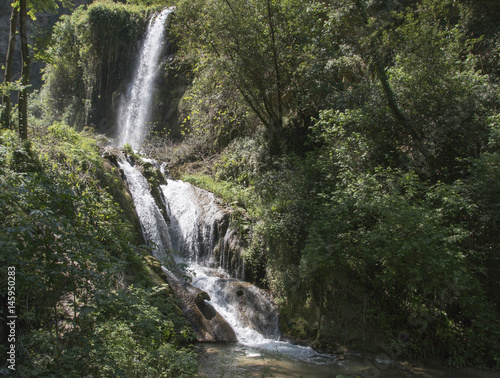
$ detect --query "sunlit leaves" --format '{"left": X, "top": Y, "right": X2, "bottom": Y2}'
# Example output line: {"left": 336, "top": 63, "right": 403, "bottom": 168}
{"left": 0, "top": 125, "right": 197, "bottom": 376}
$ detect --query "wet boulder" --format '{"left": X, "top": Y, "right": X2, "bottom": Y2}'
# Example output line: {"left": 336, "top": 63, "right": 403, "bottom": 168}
{"left": 162, "top": 268, "right": 237, "bottom": 342}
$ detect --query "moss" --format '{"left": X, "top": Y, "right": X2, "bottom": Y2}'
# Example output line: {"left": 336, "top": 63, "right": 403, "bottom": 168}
{"left": 96, "top": 158, "right": 144, "bottom": 245}
{"left": 142, "top": 254, "right": 173, "bottom": 289}
{"left": 43, "top": 3, "right": 158, "bottom": 130}
{"left": 143, "top": 161, "right": 167, "bottom": 187}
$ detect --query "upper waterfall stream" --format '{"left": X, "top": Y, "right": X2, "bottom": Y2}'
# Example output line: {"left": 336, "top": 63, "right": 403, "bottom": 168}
{"left": 117, "top": 7, "right": 174, "bottom": 150}
{"left": 117, "top": 158, "right": 171, "bottom": 259}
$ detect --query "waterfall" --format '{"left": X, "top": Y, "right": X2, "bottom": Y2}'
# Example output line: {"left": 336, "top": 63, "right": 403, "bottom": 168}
{"left": 162, "top": 179, "right": 280, "bottom": 344}
{"left": 189, "top": 264, "right": 280, "bottom": 344}
{"left": 161, "top": 179, "right": 330, "bottom": 361}
{"left": 118, "top": 157, "right": 171, "bottom": 260}
{"left": 117, "top": 157, "right": 279, "bottom": 343}
{"left": 161, "top": 179, "right": 222, "bottom": 263}
{"left": 117, "top": 156, "right": 329, "bottom": 361}
{"left": 117, "top": 7, "right": 174, "bottom": 150}
{"left": 113, "top": 9, "right": 327, "bottom": 361}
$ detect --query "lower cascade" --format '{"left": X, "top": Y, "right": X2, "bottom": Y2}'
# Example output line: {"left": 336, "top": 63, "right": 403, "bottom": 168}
{"left": 161, "top": 178, "right": 281, "bottom": 343}
{"left": 117, "top": 155, "right": 277, "bottom": 340}
{"left": 117, "top": 154, "right": 327, "bottom": 361}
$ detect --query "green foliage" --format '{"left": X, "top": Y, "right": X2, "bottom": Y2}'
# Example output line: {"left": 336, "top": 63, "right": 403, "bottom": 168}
{"left": 214, "top": 137, "right": 266, "bottom": 186}
{"left": 170, "top": 0, "right": 500, "bottom": 369}
{"left": 0, "top": 124, "right": 197, "bottom": 376}
{"left": 125, "top": 0, "right": 169, "bottom": 5}
{"left": 0, "top": 80, "right": 26, "bottom": 98}
{"left": 178, "top": 57, "right": 252, "bottom": 154}
{"left": 123, "top": 142, "right": 143, "bottom": 162}
{"left": 386, "top": 6, "right": 496, "bottom": 178}
{"left": 182, "top": 173, "right": 257, "bottom": 218}
{"left": 25, "top": 0, "right": 74, "bottom": 15}
{"left": 174, "top": 0, "right": 333, "bottom": 153}
{"left": 22, "top": 286, "right": 196, "bottom": 377}
{"left": 11, "top": 0, "right": 500, "bottom": 371}
{"left": 41, "top": 2, "right": 156, "bottom": 129}
{"left": 1, "top": 127, "right": 123, "bottom": 330}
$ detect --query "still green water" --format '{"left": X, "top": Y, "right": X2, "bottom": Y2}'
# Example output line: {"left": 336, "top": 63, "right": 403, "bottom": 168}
{"left": 197, "top": 342, "right": 498, "bottom": 377}
{"left": 197, "top": 343, "right": 400, "bottom": 378}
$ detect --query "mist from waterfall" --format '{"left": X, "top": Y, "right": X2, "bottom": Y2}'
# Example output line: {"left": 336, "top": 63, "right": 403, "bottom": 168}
{"left": 117, "top": 8, "right": 174, "bottom": 150}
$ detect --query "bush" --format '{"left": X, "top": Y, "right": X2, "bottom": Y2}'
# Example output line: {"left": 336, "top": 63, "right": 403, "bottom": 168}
{"left": 0, "top": 125, "right": 197, "bottom": 376}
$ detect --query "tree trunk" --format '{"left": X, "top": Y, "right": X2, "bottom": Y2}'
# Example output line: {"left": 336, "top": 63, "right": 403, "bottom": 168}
{"left": 315, "top": 281, "right": 324, "bottom": 345}
{"left": 266, "top": 0, "right": 283, "bottom": 132}
{"left": 18, "top": 0, "right": 29, "bottom": 140}
{"left": 1, "top": 6, "right": 18, "bottom": 129}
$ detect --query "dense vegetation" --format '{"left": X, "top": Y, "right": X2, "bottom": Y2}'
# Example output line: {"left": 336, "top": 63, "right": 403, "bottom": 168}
{"left": 0, "top": 121, "right": 197, "bottom": 375}
{"left": 1, "top": 0, "right": 500, "bottom": 374}
{"left": 170, "top": 0, "right": 500, "bottom": 368}
{"left": 1, "top": 3, "right": 196, "bottom": 374}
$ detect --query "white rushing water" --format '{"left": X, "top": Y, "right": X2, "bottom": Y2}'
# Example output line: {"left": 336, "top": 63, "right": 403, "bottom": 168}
{"left": 162, "top": 180, "right": 278, "bottom": 345}
{"left": 110, "top": 8, "right": 395, "bottom": 375}
{"left": 117, "top": 7, "right": 174, "bottom": 150}
{"left": 188, "top": 264, "right": 279, "bottom": 344}
{"left": 117, "top": 158, "right": 171, "bottom": 260}
{"left": 118, "top": 156, "right": 334, "bottom": 365}
{"left": 113, "top": 10, "right": 331, "bottom": 355}
{"left": 161, "top": 179, "right": 224, "bottom": 263}
{"left": 184, "top": 258, "right": 324, "bottom": 361}
{"left": 162, "top": 179, "right": 327, "bottom": 362}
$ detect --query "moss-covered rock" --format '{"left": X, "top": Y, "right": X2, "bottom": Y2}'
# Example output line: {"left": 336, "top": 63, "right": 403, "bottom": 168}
{"left": 96, "top": 148, "right": 144, "bottom": 245}
{"left": 42, "top": 2, "right": 161, "bottom": 131}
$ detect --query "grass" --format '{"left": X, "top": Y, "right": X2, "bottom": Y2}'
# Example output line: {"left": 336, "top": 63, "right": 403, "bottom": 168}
{"left": 181, "top": 173, "right": 258, "bottom": 215}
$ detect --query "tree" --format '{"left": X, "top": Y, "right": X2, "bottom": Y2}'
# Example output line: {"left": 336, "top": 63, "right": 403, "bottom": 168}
{"left": 2, "top": 0, "right": 73, "bottom": 139}
{"left": 1, "top": 5, "right": 18, "bottom": 130}
{"left": 318, "top": 0, "right": 497, "bottom": 180}
{"left": 18, "top": 0, "right": 29, "bottom": 140}
{"left": 176, "top": 0, "right": 327, "bottom": 154}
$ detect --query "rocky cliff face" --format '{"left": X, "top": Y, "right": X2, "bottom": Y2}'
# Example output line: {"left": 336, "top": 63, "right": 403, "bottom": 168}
{"left": 163, "top": 267, "right": 238, "bottom": 342}
{"left": 0, "top": 1, "right": 20, "bottom": 85}
{"left": 0, "top": 1, "right": 90, "bottom": 91}
{"left": 162, "top": 178, "right": 247, "bottom": 280}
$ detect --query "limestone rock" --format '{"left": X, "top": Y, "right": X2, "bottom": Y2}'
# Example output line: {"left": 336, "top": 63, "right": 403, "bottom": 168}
{"left": 162, "top": 268, "right": 237, "bottom": 342}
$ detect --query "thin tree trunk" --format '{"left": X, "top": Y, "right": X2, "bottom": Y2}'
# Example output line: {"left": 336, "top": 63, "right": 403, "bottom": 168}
{"left": 18, "top": 0, "right": 29, "bottom": 140}
{"left": 316, "top": 281, "right": 324, "bottom": 345}
{"left": 1, "top": 6, "right": 18, "bottom": 129}
{"left": 355, "top": 0, "right": 432, "bottom": 163}
{"left": 266, "top": 0, "right": 283, "bottom": 130}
